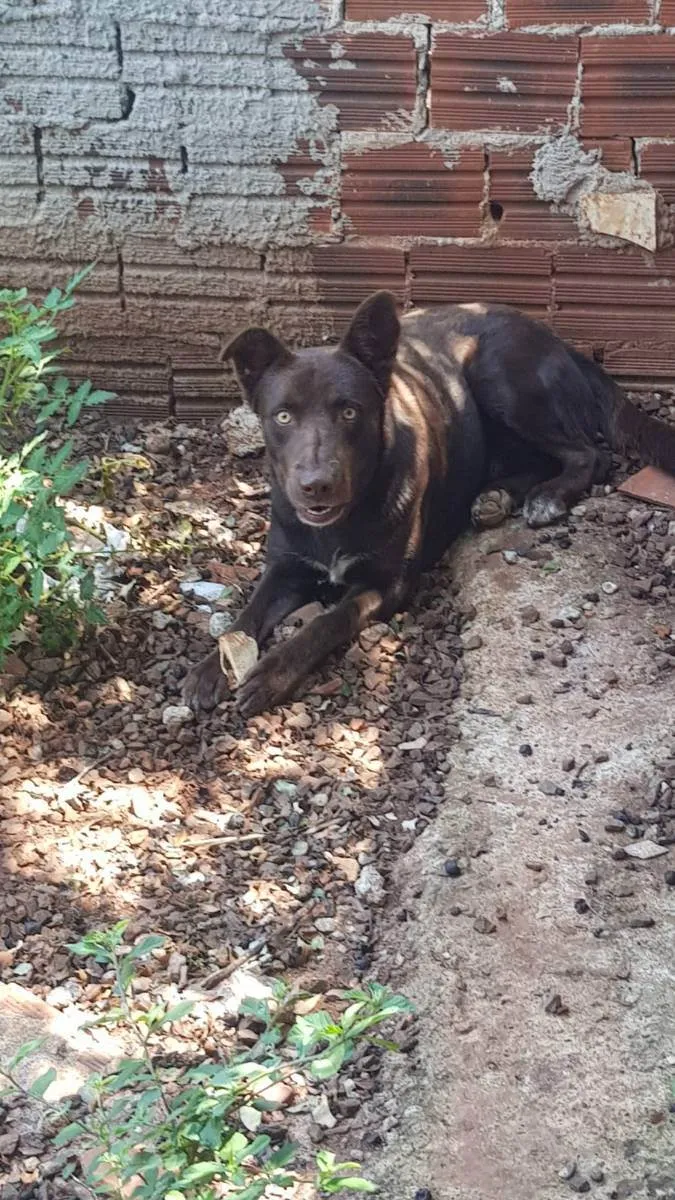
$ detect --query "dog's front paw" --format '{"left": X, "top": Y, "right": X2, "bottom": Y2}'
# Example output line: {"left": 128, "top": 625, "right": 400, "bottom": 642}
{"left": 236, "top": 648, "right": 300, "bottom": 718}
{"left": 182, "top": 648, "right": 230, "bottom": 713}
{"left": 471, "top": 488, "right": 513, "bottom": 530}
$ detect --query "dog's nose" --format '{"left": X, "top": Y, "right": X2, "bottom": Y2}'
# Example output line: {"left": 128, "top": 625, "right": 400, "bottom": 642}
{"left": 297, "top": 469, "right": 333, "bottom": 500}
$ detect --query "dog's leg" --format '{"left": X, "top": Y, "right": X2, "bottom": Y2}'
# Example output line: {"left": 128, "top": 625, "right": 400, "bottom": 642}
{"left": 183, "top": 560, "right": 318, "bottom": 712}
{"left": 522, "top": 445, "right": 598, "bottom": 527}
{"left": 236, "top": 586, "right": 385, "bottom": 718}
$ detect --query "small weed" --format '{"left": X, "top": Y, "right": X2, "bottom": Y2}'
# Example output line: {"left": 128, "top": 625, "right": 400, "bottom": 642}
{"left": 0, "top": 266, "right": 114, "bottom": 663}
{"left": 0, "top": 922, "right": 412, "bottom": 1198}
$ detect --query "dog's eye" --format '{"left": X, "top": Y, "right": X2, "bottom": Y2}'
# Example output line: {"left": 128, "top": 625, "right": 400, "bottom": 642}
{"left": 274, "top": 409, "right": 292, "bottom": 425}
{"left": 342, "top": 406, "right": 357, "bottom": 421}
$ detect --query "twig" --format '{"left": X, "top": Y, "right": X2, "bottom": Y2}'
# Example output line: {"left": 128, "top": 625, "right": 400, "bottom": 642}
{"left": 182, "top": 831, "right": 265, "bottom": 849}
{"left": 197, "top": 945, "right": 264, "bottom": 989}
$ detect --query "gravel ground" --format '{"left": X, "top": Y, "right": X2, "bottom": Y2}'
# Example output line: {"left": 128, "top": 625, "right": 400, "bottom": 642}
{"left": 0, "top": 398, "right": 673, "bottom": 1197}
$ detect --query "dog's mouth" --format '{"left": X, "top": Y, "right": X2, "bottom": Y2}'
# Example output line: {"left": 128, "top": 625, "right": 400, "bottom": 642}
{"left": 296, "top": 503, "right": 346, "bottom": 528}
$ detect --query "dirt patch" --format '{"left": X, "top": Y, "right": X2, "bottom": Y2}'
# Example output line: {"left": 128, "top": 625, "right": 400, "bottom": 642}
{"left": 0, "top": 408, "right": 673, "bottom": 1194}
{"left": 367, "top": 511, "right": 675, "bottom": 1200}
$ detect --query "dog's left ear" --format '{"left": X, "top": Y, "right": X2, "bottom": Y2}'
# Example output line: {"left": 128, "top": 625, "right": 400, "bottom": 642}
{"left": 222, "top": 327, "right": 294, "bottom": 410}
{"left": 341, "top": 291, "right": 400, "bottom": 394}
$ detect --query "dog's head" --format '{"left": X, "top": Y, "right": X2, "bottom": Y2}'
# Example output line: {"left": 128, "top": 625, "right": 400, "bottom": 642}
{"left": 223, "top": 291, "right": 400, "bottom": 528}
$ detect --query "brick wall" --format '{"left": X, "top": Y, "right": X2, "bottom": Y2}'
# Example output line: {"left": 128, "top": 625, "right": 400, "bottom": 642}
{"left": 2, "top": 0, "right": 675, "bottom": 417}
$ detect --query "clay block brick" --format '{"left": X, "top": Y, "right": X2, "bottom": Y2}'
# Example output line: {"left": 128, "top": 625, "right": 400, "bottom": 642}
{"left": 431, "top": 33, "right": 578, "bottom": 132}
{"left": 595, "top": 341, "right": 675, "bottom": 388}
{"left": 659, "top": 0, "right": 675, "bottom": 24}
{"left": 581, "top": 36, "right": 675, "bottom": 138}
{"left": 0, "top": 78, "right": 123, "bottom": 124}
{"left": 124, "top": 297, "right": 263, "bottom": 340}
{"left": 174, "top": 368, "right": 234, "bottom": 419}
{"left": 508, "top": 0, "right": 648, "bottom": 24}
{"left": 122, "top": 237, "right": 261, "bottom": 271}
{"left": 285, "top": 33, "right": 417, "bottom": 132}
{"left": 553, "top": 245, "right": 675, "bottom": 341}
{"left": 582, "top": 137, "right": 634, "bottom": 173}
{"left": 639, "top": 141, "right": 675, "bottom": 202}
{"left": 266, "top": 245, "right": 406, "bottom": 346}
{"left": 488, "top": 147, "right": 577, "bottom": 240}
{"left": 342, "top": 143, "right": 484, "bottom": 238}
{"left": 410, "top": 243, "right": 552, "bottom": 313}
{"left": 346, "top": 0, "right": 484, "bottom": 18}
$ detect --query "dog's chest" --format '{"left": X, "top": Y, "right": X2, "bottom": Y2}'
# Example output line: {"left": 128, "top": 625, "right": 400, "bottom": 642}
{"left": 309, "top": 549, "right": 369, "bottom": 589}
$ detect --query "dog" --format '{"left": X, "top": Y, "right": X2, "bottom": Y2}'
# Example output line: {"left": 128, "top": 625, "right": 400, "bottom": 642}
{"left": 183, "top": 291, "right": 675, "bottom": 718}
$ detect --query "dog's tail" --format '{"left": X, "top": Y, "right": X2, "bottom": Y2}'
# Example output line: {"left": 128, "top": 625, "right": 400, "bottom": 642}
{"left": 569, "top": 349, "right": 675, "bottom": 472}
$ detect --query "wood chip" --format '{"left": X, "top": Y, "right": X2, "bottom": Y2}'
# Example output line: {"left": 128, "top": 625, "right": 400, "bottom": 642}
{"left": 218, "top": 630, "right": 258, "bottom": 683}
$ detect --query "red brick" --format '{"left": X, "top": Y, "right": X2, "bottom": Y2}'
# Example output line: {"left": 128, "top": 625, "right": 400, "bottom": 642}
{"left": 639, "top": 141, "right": 675, "bottom": 202}
{"left": 509, "top": 0, "right": 648, "bottom": 24}
{"left": 342, "top": 143, "right": 484, "bottom": 238}
{"left": 581, "top": 35, "right": 675, "bottom": 138}
{"left": 410, "top": 243, "right": 552, "bottom": 314}
{"left": 346, "top": 0, "right": 484, "bottom": 18}
{"left": 266, "top": 245, "right": 406, "bottom": 345}
{"left": 660, "top": 0, "right": 675, "bottom": 23}
{"left": 174, "top": 368, "right": 233, "bottom": 419}
{"left": 285, "top": 34, "right": 417, "bottom": 132}
{"left": 553, "top": 245, "right": 675, "bottom": 341}
{"left": 431, "top": 33, "right": 578, "bottom": 132}
{"left": 582, "top": 137, "right": 634, "bottom": 172}
{"left": 488, "top": 147, "right": 577, "bottom": 240}
{"left": 593, "top": 341, "right": 675, "bottom": 389}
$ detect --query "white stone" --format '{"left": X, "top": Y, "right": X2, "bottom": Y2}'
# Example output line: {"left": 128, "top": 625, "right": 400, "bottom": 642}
{"left": 162, "top": 704, "right": 194, "bottom": 729}
{"left": 355, "top": 864, "right": 385, "bottom": 905}
{"left": 221, "top": 405, "right": 265, "bottom": 457}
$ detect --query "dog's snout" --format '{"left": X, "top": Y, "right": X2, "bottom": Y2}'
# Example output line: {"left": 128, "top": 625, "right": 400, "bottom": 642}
{"left": 297, "top": 468, "right": 333, "bottom": 499}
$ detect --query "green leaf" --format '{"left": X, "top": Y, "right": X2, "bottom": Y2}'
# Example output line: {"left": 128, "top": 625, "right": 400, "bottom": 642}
{"left": 7, "top": 1037, "right": 45, "bottom": 1070}
{"left": 177, "top": 1161, "right": 223, "bottom": 1185}
{"left": 52, "top": 1121, "right": 87, "bottom": 1147}
{"left": 155, "top": 1000, "right": 193, "bottom": 1028}
{"left": 29, "top": 1067, "right": 56, "bottom": 1098}
{"left": 126, "top": 934, "right": 166, "bottom": 961}
{"left": 330, "top": 1179, "right": 378, "bottom": 1193}
{"left": 309, "top": 1041, "right": 348, "bottom": 1080}
{"left": 266, "top": 1143, "right": 298, "bottom": 1170}
{"left": 239, "top": 1104, "right": 262, "bottom": 1132}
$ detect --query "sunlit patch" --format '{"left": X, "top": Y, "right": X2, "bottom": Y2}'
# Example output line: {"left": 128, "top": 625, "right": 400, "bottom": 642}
{"left": 448, "top": 334, "right": 478, "bottom": 367}
{"left": 459, "top": 302, "right": 488, "bottom": 315}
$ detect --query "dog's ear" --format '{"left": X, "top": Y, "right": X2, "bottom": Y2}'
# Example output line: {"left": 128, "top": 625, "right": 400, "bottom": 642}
{"left": 221, "top": 327, "right": 294, "bottom": 408}
{"left": 340, "top": 291, "right": 400, "bottom": 394}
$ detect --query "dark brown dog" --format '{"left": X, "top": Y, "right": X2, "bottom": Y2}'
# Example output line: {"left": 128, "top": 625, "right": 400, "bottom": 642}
{"left": 183, "top": 292, "right": 675, "bottom": 717}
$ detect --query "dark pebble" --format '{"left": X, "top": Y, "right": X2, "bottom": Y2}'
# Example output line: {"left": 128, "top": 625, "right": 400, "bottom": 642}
{"left": 519, "top": 743, "right": 533, "bottom": 757}
{"left": 578, "top": 829, "right": 590, "bottom": 843}
{"left": 530, "top": 649, "right": 545, "bottom": 661}
{"left": 629, "top": 916, "right": 655, "bottom": 929}
{"left": 574, "top": 898, "right": 590, "bottom": 914}
{"left": 665, "top": 870, "right": 675, "bottom": 886}
{"left": 590, "top": 1168, "right": 605, "bottom": 1183}
{"left": 444, "top": 859, "right": 462, "bottom": 878}
{"left": 612, "top": 848, "right": 628, "bottom": 861}
{"left": 570, "top": 1180, "right": 591, "bottom": 1194}
{"left": 414, "top": 1191, "right": 433, "bottom": 1200}
{"left": 23, "top": 919, "right": 43, "bottom": 936}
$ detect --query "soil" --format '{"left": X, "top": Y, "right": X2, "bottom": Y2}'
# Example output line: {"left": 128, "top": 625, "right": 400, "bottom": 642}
{"left": 0, "top": 400, "right": 673, "bottom": 1199}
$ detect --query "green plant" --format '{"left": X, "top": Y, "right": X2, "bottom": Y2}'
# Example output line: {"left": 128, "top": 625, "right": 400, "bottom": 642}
{"left": 0, "top": 922, "right": 412, "bottom": 1199}
{"left": 0, "top": 267, "right": 114, "bottom": 662}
